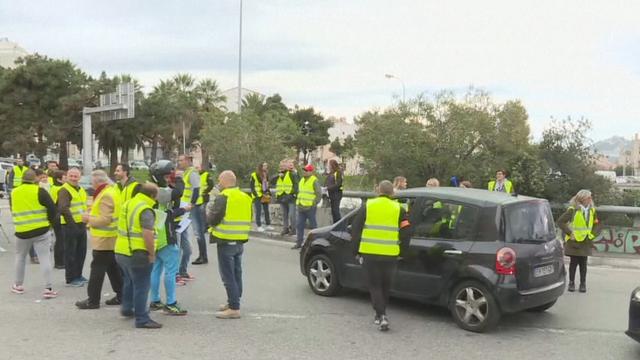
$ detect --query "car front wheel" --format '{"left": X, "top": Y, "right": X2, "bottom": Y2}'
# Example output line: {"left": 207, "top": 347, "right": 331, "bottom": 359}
{"left": 449, "top": 281, "right": 501, "bottom": 332}
{"left": 306, "top": 254, "right": 341, "bottom": 296}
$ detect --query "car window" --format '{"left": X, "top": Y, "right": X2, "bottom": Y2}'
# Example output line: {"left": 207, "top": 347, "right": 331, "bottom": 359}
{"left": 408, "top": 197, "right": 478, "bottom": 241}
{"left": 504, "top": 201, "right": 555, "bottom": 243}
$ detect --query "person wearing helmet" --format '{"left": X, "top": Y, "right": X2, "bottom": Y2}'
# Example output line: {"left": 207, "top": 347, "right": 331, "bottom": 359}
{"left": 148, "top": 160, "right": 191, "bottom": 316}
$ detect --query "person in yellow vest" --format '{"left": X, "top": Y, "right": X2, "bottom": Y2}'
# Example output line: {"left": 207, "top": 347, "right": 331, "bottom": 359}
{"left": 58, "top": 167, "right": 89, "bottom": 287}
{"left": 351, "top": 180, "right": 411, "bottom": 331}
{"left": 9, "top": 158, "right": 28, "bottom": 193}
{"left": 177, "top": 154, "right": 200, "bottom": 280}
{"left": 115, "top": 183, "right": 162, "bottom": 329}
{"left": 10, "top": 170, "right": 60, "bottom": 299}
{"left": 46, "top": 161, "right": 59, "bottom": 186}
{"left": 206, "top": 170, "right": 252, "bottom": 319}
{"left": 114, "top": 163, "right": 140, "bottom": 204}
{"left": 488, "top": 169, "right": 515, "bottom": 195}
{"left": 325, "top": 159, "right": 344, "bottom": 224}
{"left": 274, "top": 159, "right": 299, "bottom": 236}
{"left": 192, "top": 164, "right": 214, "bottom": 265}
{"left": 292, "top": 164, "right": 322, "bottom": 250}
{"left": 250, "top": 162, "right": 274, "bottom": 232}
{"left": 558, "top": 189, "right": 600, "bottom": 293}
{"left": 50, "top": 170, "right": 66, "bottom": 269}
{"left": 75, "top": 170, "right": 123, "bottom": 309}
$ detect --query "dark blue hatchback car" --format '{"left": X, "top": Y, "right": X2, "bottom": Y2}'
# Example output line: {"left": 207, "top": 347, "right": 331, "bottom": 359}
{"left": 300, "top": 187, "right": 566, "bottom": 332}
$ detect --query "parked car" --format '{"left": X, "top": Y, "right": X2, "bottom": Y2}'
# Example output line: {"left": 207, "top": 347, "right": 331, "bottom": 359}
{"left": 67, "top": 158, "right": 82, "bottom": 169}
{"left": 130, "top": 160, "right": 149, "bottom": 170}
{"left": 299, "top": 187, "right": 566, "bottom": 332}
{"left": 626, "top": 287, "right": 640, "bottom": 342}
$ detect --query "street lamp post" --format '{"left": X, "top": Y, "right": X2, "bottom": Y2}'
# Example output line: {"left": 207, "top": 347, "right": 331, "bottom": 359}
{"left": 384, "top": 73, "right": 406, "bottom": 103}
{"left": 237, "top": 0, "right": 243, "bottom": 114}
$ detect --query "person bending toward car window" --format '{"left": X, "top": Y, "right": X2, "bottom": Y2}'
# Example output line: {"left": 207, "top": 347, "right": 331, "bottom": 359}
{"left": 351, "top": 180, "right": 411, "bottom": 331}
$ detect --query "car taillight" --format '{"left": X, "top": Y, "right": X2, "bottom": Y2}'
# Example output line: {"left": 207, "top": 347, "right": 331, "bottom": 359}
{"left": 496, "top": 247, "right": 516, "bottom": 275}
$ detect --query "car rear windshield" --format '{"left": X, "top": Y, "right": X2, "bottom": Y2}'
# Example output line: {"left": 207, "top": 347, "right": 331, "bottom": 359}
{"left": 503, "top": 201, "right": 556, "bottom": 243}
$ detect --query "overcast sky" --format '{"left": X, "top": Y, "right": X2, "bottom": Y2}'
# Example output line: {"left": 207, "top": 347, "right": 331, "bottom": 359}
{"left": 2, "top": 0, "right": 638, "bottom": 141}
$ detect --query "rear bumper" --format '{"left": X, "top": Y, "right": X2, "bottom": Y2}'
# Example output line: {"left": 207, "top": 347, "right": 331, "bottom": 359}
{"left": 495, "top": 277, "right": 566, "bottom": 313}
{"left": 627, "top": 287, "right": 640, "bottom": 342}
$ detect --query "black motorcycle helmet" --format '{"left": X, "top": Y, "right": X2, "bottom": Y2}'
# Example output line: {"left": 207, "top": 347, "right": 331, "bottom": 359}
{"left": 149, "top": 160, "right": 175, "bottom": 187}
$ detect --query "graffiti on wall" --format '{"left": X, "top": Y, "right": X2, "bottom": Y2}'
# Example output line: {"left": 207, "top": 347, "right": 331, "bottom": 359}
{"left": 592, "top": 227, "right": 640, "bottom": 254}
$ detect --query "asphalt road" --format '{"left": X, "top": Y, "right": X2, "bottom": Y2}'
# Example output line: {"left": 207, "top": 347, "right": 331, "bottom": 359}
{"left": 0, "top": 204, "right": 639, "bottom": 360}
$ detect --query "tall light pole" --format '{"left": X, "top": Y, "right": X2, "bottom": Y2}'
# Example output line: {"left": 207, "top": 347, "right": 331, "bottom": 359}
{"left": 237, "top": 0, "right": 243, "bottom": 114}
{"left": 385, "top": 73, "right": 406, "bottom": 103}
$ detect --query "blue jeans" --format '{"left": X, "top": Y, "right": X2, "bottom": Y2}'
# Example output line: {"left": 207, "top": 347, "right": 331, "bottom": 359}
{"left": 116, "top": 253, "right": 153, "bottom": 327}
{"left": 179, "top": 226, "right": 192, "bottom": 275}
{"left": 253, "top": 199, "right": 271, "bottom": 227}
{"left": 150, "top": 245, "right": 180, "bottom": 305}
{"left": 280, "top": 202, "right": 296, "bottom": 230}
{"left": 192, "top": 205, "right": 208, "bottom": 261}
{"left": 296, "top": 206, "right": 317, "bottom": 246}
{"left": 217, "top": 242, "right": 244, "bottom": 310}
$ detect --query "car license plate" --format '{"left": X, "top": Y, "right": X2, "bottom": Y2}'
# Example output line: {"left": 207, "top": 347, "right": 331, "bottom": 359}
{"left": 534, "top": 264, "right": 554, "bottom": 278}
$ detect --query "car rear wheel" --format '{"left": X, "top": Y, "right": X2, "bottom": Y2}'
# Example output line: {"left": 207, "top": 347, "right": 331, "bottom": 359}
{"left": 449, "top": 281, "right": 501, "bottom": 332}
{"left": 306, "top": 254, "right": 341, "bottom": 296}
{"left": 526, "top": 300, "right": 557, "bottom": 313}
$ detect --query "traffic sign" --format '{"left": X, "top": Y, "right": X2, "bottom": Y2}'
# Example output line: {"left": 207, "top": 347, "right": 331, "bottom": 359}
{"left": 99, "top": 83, "right": 135, "bottom": 121}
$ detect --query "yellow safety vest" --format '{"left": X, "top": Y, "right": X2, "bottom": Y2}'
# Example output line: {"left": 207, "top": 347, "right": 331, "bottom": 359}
{"left": 49, "top": 183, "right": 62, "bottom": 204}
{"left": 334, "top": 171, "right": 343, "bottom": 191}
{"left": 11, "top": 183, "right": 50, "bottom": 233}
{"left": 488, "top": 179, "right": 514, "bottom": 194}
{"left": 12, "top": 165, "right": 27, "bottom": 187}
{"left": 296, "top": 175, "right": 318, "bottom": 207}
{"left": 359, "top": 196, "right": 401, "bottom": 256}
{"left": 115, "top": 193, "right": 156, "bottom": 256}
{"left": 60, "top": 183, "right": 87, "bottom": 224}
{"left": 566, "top": 206, "right": 596, "bottom": 242}
{"left": 89, "top": 186, "right": 120, "bottom": 238}
{"left": 209, "top": 187, "right": 252, "bottom": 241}
{"left": 276, "top": 172, "right": 294, "bottom": 196}
{"left": 180, "top": 167, "right": 195, "bottom": 204}
{"left": 115, "top": 180, "right": 139, "bottom": 205}
{"left": 47, "top": 176, "right": 54, "bottom": 186}
{"left": 196, "top": 171, "right": 210, "bottom": 205}
{"left": 251, "top": 171, "right": 264, "bottom": 199}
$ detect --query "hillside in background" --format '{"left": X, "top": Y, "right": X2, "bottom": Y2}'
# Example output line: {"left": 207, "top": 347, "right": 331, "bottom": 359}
{"left": 592, "top": 136, "right": 631, "bottom": 161}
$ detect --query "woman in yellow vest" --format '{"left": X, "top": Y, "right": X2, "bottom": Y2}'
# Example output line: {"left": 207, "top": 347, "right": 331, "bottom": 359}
{"left": 488, "top": 169, "right": 515, "bottom": 195}
{"left": 558, "top": 189, "right": 600, "bottom": 293}
{"left": 250, "top": 162, "right": 273, "bottom": 232}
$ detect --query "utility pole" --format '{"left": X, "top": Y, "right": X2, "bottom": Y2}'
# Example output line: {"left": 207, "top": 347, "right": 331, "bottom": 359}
{"left": 237, "top": 0, "right": 243, "bottom": 114}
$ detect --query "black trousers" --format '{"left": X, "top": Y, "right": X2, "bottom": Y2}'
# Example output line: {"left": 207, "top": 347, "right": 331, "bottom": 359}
{"left": 87, "top": 250, "right": 123, "bottom": 305}
{"left": 568, "top": 255, "right": 587, "bottom": 284}
{"left": 53, "top": 226, "right": 65, "bottom": 267}
{"left": 363, "top": 257, "right": 397, "bottom": 317}
{"left": 329, "top": 192, "right": 342, "bottom": 223}
{"left": 63, "top": 224, "right": 87, "bottom": 283}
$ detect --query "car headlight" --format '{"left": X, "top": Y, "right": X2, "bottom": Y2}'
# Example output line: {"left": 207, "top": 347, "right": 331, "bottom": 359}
{"left": 633, "top": 288, "right": 640, "bottom": 302}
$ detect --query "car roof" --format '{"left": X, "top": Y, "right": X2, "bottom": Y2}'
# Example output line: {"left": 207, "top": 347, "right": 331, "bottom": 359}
{"left": 396, "top": 187, "right": 544, "bottom": 207}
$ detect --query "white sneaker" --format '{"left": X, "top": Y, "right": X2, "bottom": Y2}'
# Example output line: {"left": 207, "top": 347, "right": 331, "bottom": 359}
{"left": 257, "top": 226, "right": 265, "bottom": 232}
{"left": 265, "top": 225, "right": 275, "bottom": 231}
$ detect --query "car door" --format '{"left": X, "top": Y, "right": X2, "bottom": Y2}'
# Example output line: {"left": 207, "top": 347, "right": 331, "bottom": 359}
{"left": 393, "top": 196, "right": 479, "bottom": 303}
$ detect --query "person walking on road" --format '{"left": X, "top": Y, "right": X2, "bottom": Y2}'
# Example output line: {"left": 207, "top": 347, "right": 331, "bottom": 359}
{"left": 275, "top": 159, "right": 299, "bottom": 236}
{"left": 58, "top": 167, "right": 89, "bottom": 287}
{"left": 351, "top": 180, "right": 411, "bottom": 331}
{"left": 10, "top": 170, "right": 60, "bottom": 299}
{"left": 292, "top": 164, "right": 321, "bottom": 250}
{"left": 75, "top": 170, "right": 123, "bottom": 309}
{"left": 488, "top": 169, "right": 515, "bottom": 195}
{"left": 325, "top": 159, "right": 343, "bottom": 224}
{"left": 50, "top": 170, "right": 66, "bottom": 269}
{"left": 250, "top": 162, "right": 273, "bottom": 232}
{"left": 176, "top": 154, "right": 200, "bottom": 280}
{"left": 206, "top": 170, "right": 252, "bottom": 319}
{"left": 114, "top": 163, "right": 140, "bottom": 204}
{"left": 8, "top": 157, "right": 28, "bottom": 198}
{"left": 192, "top": 164, "right": 214, "bottom": 265}
{"left": 149, "top": 160, "right": 190, "bottom": 316}
{"left": 558, "top": 189, "right": 600, "bottom": 293}
{"left": 115, "top": 183, "right": 162, "bottom": 329}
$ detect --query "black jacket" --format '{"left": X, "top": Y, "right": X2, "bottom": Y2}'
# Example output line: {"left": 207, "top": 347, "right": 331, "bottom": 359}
{"left": 351, "top": 196, "right": 411, "bottom": 259}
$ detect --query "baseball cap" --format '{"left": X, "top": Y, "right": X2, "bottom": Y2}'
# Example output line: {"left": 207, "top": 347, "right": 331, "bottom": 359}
{"left": 304, "top": 164, "right": 314, "bottom": 172}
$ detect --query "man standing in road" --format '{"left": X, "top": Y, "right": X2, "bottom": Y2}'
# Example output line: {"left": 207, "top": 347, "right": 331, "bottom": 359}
{"left": 50, "top": 170, "right": 66, "bottom": 269}
{"left": 292, "top": 164, "right": 321, "bottom": 250}
{"left": 10, "top": 170, "right": 60, "bottom": 299}
{"left": 114, "top": 163, "right": 140, "bottom": 204}
{"left": 58, "top": 167, "right": 88, "bottom": 287}
{"left": 75, "top": 170, "right": 122, "bottom": 309}
{"left": 192, "top": 164, "right": 214, "bottom": 265}
{"left": 206, "top": 170, "right": 252, "bottom": 319}
{"left": 8, "top": 157, "right": 28, "bottom": 196}
{"left": 275, "top": 159, "right": 298, "bottom": 236}
{"left": 115, "top": 183, "right": 162, "bottom": 329}
{"left": 176, "top": 154, "right": 200, "bottom": 280}
{"left": 351, "top": 180, "right": 411, "bottom": 331}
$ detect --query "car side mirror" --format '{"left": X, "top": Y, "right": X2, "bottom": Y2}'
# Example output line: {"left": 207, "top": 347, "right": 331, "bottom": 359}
{"left": 347, "top": 224, "right": 352, "bottom": 233}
